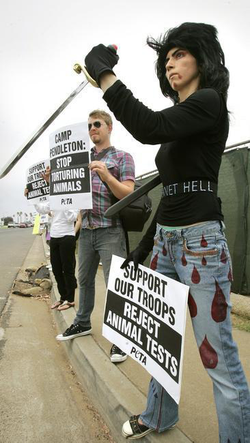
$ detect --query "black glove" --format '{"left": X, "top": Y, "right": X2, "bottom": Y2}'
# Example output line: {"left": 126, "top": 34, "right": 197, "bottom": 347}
{"left": 121, "top": 208, "right": 159, "bottom": 271}
{"left": 85, "top": 44, "right": 119, "bottom": 86}
{"left": 121, "top": 242, "right": 153, "bottom": 272}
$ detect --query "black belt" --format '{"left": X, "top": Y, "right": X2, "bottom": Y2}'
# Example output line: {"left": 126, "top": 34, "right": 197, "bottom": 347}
{"left": 162, "top": 180, "right": 217, "bottom": 197}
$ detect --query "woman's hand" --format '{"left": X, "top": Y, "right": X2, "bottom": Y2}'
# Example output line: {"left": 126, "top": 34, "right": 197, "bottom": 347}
{"left": 121, "top": 245, "right": 152, "bottom": 272}
{"left": 85, "top": 44, "right": 119, "bottom": 86}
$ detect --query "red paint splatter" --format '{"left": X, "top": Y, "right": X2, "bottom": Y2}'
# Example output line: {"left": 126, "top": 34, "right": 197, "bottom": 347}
{"left": 211, "top": 280, "right": 228, "bottom": 322}
{"left": 150, "top": 253, "right": 158, "bottom": 270}
{"left": 162, "top": 245, "right": 167, "bottom": 256}
{"left": 200, "top": 235, "right": 208, "bottom": 247}
{"left": 228, "top": 268, "right": 233, "bottom": 282}
{"left": 188, "top": 292, "right": 197, "bottom": 317}
{"left": 199, "top": 335, "right": 218, "bottom": 369}
{"left": 202, "top": 256, "right": 207, "bottom": 266}
{"left": 220, "top": 248, "right": 228, "bottom": 264}
{"left": 191, "top": 266, "right": 200, "bottom": 284}
{"left": 181, "top": 253, "right": 187, "bottom": 266}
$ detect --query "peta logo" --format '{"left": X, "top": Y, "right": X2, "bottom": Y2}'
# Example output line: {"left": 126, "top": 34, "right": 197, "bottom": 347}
{"left": 61, "top": 198, "right": 72, "bottom": 205}
{"left": 130, "top": 347, "right": 147, "bottom": 365}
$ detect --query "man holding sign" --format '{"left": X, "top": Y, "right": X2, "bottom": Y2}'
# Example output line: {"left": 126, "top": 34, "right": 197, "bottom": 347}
{"left": 57, "top": 110, "right": 135, "bottom": 363}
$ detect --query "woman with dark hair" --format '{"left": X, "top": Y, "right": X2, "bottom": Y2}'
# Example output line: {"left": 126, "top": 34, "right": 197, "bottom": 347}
{"left": 149, "top": 22, "right": 229, "bottom": 102}
{"left": 84, "top": 23, "right": 250, "bottom": 442}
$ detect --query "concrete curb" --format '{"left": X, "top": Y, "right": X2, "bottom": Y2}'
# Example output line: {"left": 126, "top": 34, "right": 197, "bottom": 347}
{"left": 44, "top": 235, "right": 192, "bottom": 443}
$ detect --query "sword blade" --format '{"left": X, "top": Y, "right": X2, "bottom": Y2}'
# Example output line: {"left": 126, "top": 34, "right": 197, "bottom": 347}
{"left": 0, "top": 79, "right": 89, "bottom": 179}
{"left": 104, "top": 174, "right": 161, "bottom": 218}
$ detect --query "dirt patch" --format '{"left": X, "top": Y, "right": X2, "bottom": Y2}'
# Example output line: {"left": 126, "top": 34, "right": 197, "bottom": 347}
{"left": 231, "top": 313, "right": 250, "bottom": 333}
{"left": 11, "top": 265, "right": 51, "bottom": 300}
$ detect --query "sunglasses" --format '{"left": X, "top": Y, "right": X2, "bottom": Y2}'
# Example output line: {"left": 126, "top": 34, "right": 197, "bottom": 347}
{"left": 88, "top": 121, "right": 102, "bottom": 131}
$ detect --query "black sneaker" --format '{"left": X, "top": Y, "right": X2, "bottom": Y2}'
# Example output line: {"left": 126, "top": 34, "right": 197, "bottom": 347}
{"left": 122, "top": 415, "right": 175, "bottom": 439}
{"left": 110, "top": 344, "right": 127, "bottom": 363}
{"left": 122, "top": 415, "right": 153, "bottom": 439}
{"left": 56, "top": 323, "right": 92, "bottom": 341}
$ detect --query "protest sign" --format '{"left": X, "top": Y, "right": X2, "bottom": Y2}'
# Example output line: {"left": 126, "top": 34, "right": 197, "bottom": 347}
{"left": 32, "top": 214, "right": 48, "bottom": 235}
{"left": 103, "top": 255, "right": 189, "bottom": 404}
{"left": 26, "top": 159, "right": 50, "bottom": 204}
{"left": 32, "top": 214, "right": 41, "bottom": 235}
{"left": 49, "top": 122, "right": 92, "bottom": 210}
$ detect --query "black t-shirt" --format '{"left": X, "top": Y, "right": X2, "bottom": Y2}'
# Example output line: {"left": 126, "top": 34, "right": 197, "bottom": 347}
{"left": 104, "top": 80, "right": 229, "bottom": 226}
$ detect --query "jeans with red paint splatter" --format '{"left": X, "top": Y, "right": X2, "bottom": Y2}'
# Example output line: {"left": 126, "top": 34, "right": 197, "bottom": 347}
{"left": 140, "top": 221, "right": 250, "bottom": 443}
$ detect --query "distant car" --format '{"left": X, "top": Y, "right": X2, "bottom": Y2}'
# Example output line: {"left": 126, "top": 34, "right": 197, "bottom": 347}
{"left": 8, "top": 222, "right": 17, "bottom": 228}
{"left": 19, "top": 223, "right": 27, "bottom": 228}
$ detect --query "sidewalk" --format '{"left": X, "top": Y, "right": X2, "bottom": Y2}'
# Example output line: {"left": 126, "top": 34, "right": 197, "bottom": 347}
{"left": 43, "top": 235, "right": 249, "bottom": 443}
{"left": 0, "top": 235, "right": 115, "bottom": 443}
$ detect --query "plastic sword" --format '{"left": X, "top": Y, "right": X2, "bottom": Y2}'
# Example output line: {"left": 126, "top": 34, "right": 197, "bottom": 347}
{"left": 0, "top": 46, "right": 115, "bottom": 179}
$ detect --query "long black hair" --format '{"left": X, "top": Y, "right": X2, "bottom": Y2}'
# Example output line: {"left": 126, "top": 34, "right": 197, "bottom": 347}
{"left": 147, "top": 22, "right": 229, "bottom": 104}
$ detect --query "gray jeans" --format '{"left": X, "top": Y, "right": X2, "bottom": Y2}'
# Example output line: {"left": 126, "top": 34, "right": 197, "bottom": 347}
{"left": 74, "top": 226, "right": 126, "bottom": 328}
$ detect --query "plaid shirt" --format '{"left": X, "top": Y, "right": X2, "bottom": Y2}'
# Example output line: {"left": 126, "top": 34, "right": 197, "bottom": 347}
{"left": 81, "top": 146, "right": 135, "bottom": 228}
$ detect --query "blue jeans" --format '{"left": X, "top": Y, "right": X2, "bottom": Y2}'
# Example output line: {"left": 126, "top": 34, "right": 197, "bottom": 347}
{"left": 140, "top": 221, "right": 250, "bottom": 443}
{"left": 74, "top": 226, "right": 126, "bottom": 328}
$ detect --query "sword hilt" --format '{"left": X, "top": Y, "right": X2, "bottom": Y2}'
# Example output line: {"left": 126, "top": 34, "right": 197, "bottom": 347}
{"left": 73, "top": 63, "right": 98, "bottom": 87}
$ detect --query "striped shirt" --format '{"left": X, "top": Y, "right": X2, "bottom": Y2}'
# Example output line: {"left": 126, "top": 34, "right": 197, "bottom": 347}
{"left": 81, "top": 146, "right": 135, "bottom": 228}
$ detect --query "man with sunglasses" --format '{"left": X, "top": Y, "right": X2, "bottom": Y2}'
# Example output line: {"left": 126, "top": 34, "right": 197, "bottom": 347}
{"left": 56, "top": 109, "right": 135, "bottom": 364}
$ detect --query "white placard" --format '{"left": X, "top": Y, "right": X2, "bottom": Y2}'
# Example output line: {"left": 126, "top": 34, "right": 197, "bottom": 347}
{"left": 103, "top": 255, "right": 189, "bottom": 404}
{"left": 49, "top": 122, "right": 92, "bottom": 210}
{"left": 26, "top": 159, "right": 50, "bottom": 204}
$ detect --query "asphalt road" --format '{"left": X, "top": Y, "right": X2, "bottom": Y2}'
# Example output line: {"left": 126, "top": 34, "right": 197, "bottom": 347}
{"left": 0, "top": 229, "right": 115, "bottom": 443}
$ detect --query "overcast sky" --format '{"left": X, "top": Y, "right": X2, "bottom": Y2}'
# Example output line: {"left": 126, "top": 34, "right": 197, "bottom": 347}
{"left": 0, "top": 0, "right": 249, "bottom": 219}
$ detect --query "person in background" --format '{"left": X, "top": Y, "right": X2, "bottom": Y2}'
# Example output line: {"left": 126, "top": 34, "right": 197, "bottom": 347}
{"left": 56, "top": 110, "right": 135, "bottom": 364}
{"left": 82, "top": 23, "right": 250, "bottom": 441}
{"left": 25, "top": 170, "right": 79, "bottom": 311}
